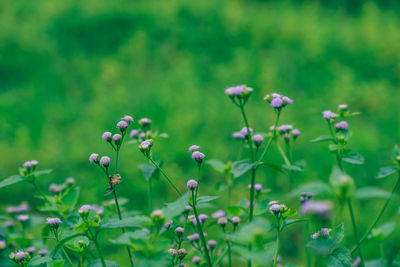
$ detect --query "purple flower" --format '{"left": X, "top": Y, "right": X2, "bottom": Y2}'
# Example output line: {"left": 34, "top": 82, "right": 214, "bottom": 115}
{"left": 14, "top": 250, "right": 27, "bottom": 260}
{"left": 269, "top": 204, "right": 282, "bottom": 212}
{"left": 218, "top": 217, "right": 228, "bottom": 226}
{"left": 99, "top": 156, "right": 110, "bottom": 167}
{"left": 270, "top": 97, "right": 283, "bottom": 108}
{"left": 212, "top": 210, "right": 225, "bottom": 219}
{"left": 254, "top": 184, "right": 262, "bottom": 191}
{"left": 192, "top": 256, "right": 201, "bottom": 264}
{"left": 23, "top": 161, "right": 32, "bottom": 168}
{"left": 278, "top": 125, "right": 293, "bottom": 133}
{"left": 16, "top": 204, "right": 29, "bottom": 213}
{"left": 92, "top": 205, "right": 104, "bottom": 215}
{"left": 38, "top": 249, "right": 48, "bottom": 256}
{"left": 268, "top": 200, "right": 279, "bottom": 206}
{"left": 188, "top": 145, "right": 200, "bottom": 152}
{"left": 139, "top": 140, "right": 152, "bottom": 150}
{"left": 311, "top": 232, "right": 320, "bottom": 239}
{"left": 46, "top": 217, "right": 62, "bottom": 225}
{"left": 66, "top": 177, "right": 75, "bottom": 184}
{"left": 207, "top": 240, "right": 217, "bottom": 249}
{"left": 116, "top": 120, "right": 129, "bottom": 129}
{"left": 78, "top": 205, "right": 93, "bottom": 214}
{"left": 139, "top": 118, "right": 151, "bottom": 126}
{"left": 292, "top": 129, "right": 301, "bottom": 137}
{"left": 192, "top": 151, "right": 205, "bottom": 163}
{"left": 112, "top": 134, "right": 122, "bottom": 142}
{"left": 239, "top": 127, "right": 253, "bottom": 138}
{"left": 320, "top": 228, "right": 331, "bottom": 236}
{"left": 252, "top": 134, "right": 264, "bottom": 146}
{"left": 49, "top": 184, "right": 63, "bottom": 193}
{"left": 187, "top": 233, "right": 200, "bottom": 241}
{"left": 187, "top": 179, "right": 198, "bottom": 190}
{"left": 300, "top": 200, "right": 332, "bottom": 219}
{"left": 129, "top": 129, "right": 139, "bottom": 138}
{"left": 23, "top": 160, "right": 39, "bottom": 169}
{"left": 199, "top": 214, "right": 208, "bottom": 223}
{"left": 353, "top": 257, "right": 361, "bottom": 267}
{"left": 322, "top": 110, "right": 337, "bottom": 120}
{"left": 17, "top": 215, "right": 29, "bottom": 222}
{"left": 26, "top": 247, "right": 35, "bottom": 253}
{"left": 338, "top": 104, "right": 348, "bottom": 110}
{"left": 299, "top": 192, "right": 313, "bottom": 203}
{"left": 184, "top": 205, "right": 193, "bottom": 211}
{"left": 335, "top": 121, "right": 349, "bottom": 131}
{"left": 175, "top": 227, "right": 184, "bottom": 233}
{"left": 164, "top": 220, "right": 173, "bottom": 229}
{"left": 232, "top": 131, "right": 245, "bottom": 139}
{"left": 102, "top": 131, "right": 112, "bottom": 141}
{"left": 122, "top": 115, "right": 134, "bottom": 123}
{"left": 282, "top": 96, "right": 293, "bottom": 104}
{"left": 89, "top": 153, "right": 99, "bottom": 164}
{"left": 5, "top": 220, "right": 15, "bottom": 227}
{"left": 168, "top": 248, "right": 178, "bottom": 256}
{"left": 224, "top": 85, "right": 245, "bottom": 96}
{"left": 231, "top": 216, "right": 241, "bottom": 225}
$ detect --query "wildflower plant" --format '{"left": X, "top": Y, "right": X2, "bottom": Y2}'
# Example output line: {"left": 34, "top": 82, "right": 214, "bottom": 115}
{"left": 1, "top": 87, "right": 400, "bottom": 267}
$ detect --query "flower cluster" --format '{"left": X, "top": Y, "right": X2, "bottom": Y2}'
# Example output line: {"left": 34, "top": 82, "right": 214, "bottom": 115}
{"left": 264, "top": 93, "right": 293, "bottom": 110}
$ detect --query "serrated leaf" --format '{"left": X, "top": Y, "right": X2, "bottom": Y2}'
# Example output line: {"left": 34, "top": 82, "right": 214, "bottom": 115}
{"left": 162, "top": 191, "right": 189, "bottom": 219}
{"left": 376, "top": 166, "right": 398, "bottom": 179}
{"left": 326, "top": 248, "right": 351, "bottom": 267}
{"left": 0, "top": 175, "right": 24, "bottom": 188}
{"left": 233, "top": 160, "right": 253, "bottom": 178}
{"left": 138, "top": 163, "right": 157, "bottom": 181}
{"left": 197, "top": 196, "right": 219, "bottom": 203}
{"left": 87, "top": 260, "right": 119, "bottom": 267}
{"left": 310, "top": 135, "right": 333, "bottom": 143}
{"left": 355, "top": 187, "right": 391, "bottom": 199}
{"left": 287, "top": 181, "right": 333, "bottom": 198}
{"left": 206, "top": 159, "right": 226, "bottom": 173}
{"left": 342, "top": 152, "right": 364, "bottom": 165}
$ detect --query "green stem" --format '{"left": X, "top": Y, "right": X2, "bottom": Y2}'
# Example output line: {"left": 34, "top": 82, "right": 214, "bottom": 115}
{"left": 223, "top": 229, "right": 232, "bottom": 267}
{"left": 55, "top": 231, "right": 74, "bottom": 266}
{"left": 191, "top": 191, "right": 212, "bottom": 267}
{"left": 302, "top": 215, "right": 311, "bottom": 267}
{"left": 273, "top": 223, "right": 281, "bottom": 267}
{"left": 277, "top": 142, "right": 291, "bottom": 166}
{"left": 93, "top": 238, "right": 107, "bottom": 267}
{"left": 148, "top": 157, "right": 182, "bottom": 196}
{"left": 32, "top": 179, "right": 51, "bottom": 204}
{"left": 147, "top": 178, "right": 153, "bottom": 213}
{"left": 352, "top": 173, "right": 400, "bottom": 253}
{"left": 347, "top": 199, "right": 365, "bottom": 267}
{"left": 257, "top": 111, "right": 281, "bottom": 162}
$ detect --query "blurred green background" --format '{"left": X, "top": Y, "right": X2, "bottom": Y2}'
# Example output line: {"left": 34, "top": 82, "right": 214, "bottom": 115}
{"left": 1, "top": 0, "right": 400, "bottom": 264}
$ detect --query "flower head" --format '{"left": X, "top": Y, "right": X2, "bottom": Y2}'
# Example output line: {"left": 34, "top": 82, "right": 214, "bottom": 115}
{"left": 292, "top": 129, "right": 301, "bottom": 138}
{"left": 212, "top": 210, "right": 225, "bottom": 219}
{"left": 116, "top": 120, "right": 129, "bottom": 130}
{"left": 26, "top": 247, "right": 35, "bottom": 253}
{"left": 99, "top": 156, "right": 111, "bottom": 167}
{"left": 239, "top": 127, "right": 253, "bottom": 139}
{"left": 270, "top": 97, "right": 283, "bottom": 108}
{"left": 192, "top": 151, "right": 205, "bottom": 163}
{"left": 17, "top": 215, "right": 29, "bottom": 222}
{"left": 78, "top": 205, "right": 93, "bottom": 214}
{"left": 300, "top": 200, "right": 332, "bottom": 219}
{"left": 335, "top": 121, "right": 349, "bottom": 131}
{"left": 192, "top": 256, "right": 201, "bottom": 264}
{"left": 168, "top": 248, "right": 178, "bottom": 256}
{"left": 278, "top": 125, "right": 293, "bottom": 133}
{"left": 252, "top": 134, "right": 264, "bottom": 147}
{"left": 121, "top": 115, "right": 134, "bottom": 123}
{"left": 66, "top": 177, "right": 75, "bottom": 184}
{"left": 232, "top": 131, "right": 245, "bottom": 139}
{"left": 218, "top": 217, "right": 228, "bottom": 227}
{"left": 188, "top": 145, "right": 200, "bottom": 152}
{"left": 187, "top": 233, "right": 200, "bottom": 241}
{"left": 38, "top": 249, "right": 48, "bottom": 256}
{"left": 231, "top": 216, "right": 241, "bottom": 225}
{"left": 186, "top": 179, "right": 198, "bottom": 190}
{"left": 175, "top": 227, "right": 184, "bottom": 236}
{"left": 46, "top": 217, "right": 62, "bottom": 225}
{"left": 89, "top": 153, "right": 99, "bottom": 164}
{"left": 49, "top": 184, "right": 63, "bottom": 193}
{"left": 102, "top": 132, "right": 112, "bottom": 141}
{"left": 207, "top": 240, "right": 217, "bottom": 250}
{"left": 129, "top": 129, "right": 139, "bottom": 138}
{"left": 322, "top": 110, "right": 337, "bottom": 120}
{"left": 338, "top": 104, "right": 348, "bottom": 110}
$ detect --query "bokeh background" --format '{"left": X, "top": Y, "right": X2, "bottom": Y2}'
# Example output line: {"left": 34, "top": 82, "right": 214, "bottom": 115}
{"left": 1, "top": 0, "right": 400, "bottom": 264}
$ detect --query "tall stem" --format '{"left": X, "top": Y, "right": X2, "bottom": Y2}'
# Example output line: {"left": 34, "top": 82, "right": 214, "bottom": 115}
{"left": 273, "top": 223, "right": 281, "bottom": 267}
{"left": 352, "top": 173, "right": 400, "bottom": 253}
{"left": 258, "top": 111, "right": 281, "bottom": 162}
{"left": 191, "top": 191, "right": 212, "bottom": 267}
{"left": 93, "top": 238, "right": 106, "bottom": 267}
{"left": 55, "top": 231, "right": 74, "bottom": 266}
{"left": 148, "top": 157, "right": 182, "bottom": 196}
{"left": 32, "top": 178, "right": 51, "bottom": 204}
{"left": 147, "top": 178, "right": 153, "bottom": 212}
{"left": 347, "top": 199, "right": 365, "bottom": 266}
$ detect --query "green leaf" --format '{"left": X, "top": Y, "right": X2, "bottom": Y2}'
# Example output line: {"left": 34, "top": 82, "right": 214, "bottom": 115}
{"left": 233, "top": 160, "right": 253, "bottom": 178}
{"left": 226, "top": 206, "right": 242, "bottom": 216}
{"left": 51, "top": 233, "right": 86, "bottom": 256}
{"left": 34, "top": 169, "right": 53, "bottom": 177}
{"left": 282, "top": 219, "right": 307, "bottom": 230}
{"left": 99, "top": 216, "right": 151, "bottom": 230}
{"left": 109, "top": 231, "right": 148, "bottom": 246}
{"left": 231, "top": 217, "right": 273, "bottom": 244}
{"left": 62, "top": 187, "right": 80, "bottom": 209}
{"left": 47, "top": 259, "right": 65, "bottom": 267}
{"left": 392, "top": 145, "right": 400, "bottom": 164}
{"left": 329, "top": 166, "right": 355, "bottom": 199}
{"left": 138, "top": 163, "right": 157, "bottom": 181}
{"left": 162, "top": 191, "right": 189, "bottom": 219}
{"left": 311, "top": 135, "right": 333, "bottom": 143}
{"left": 376, "top": 166, "right": 398, "bottom": 179}
{"left": 28, "top": 256, "right": 53, "bottom": 266}
{"left": 355, "top": 187, "right": 391, "bottom": 199}
{"left": 326, "top": 248, "right": 351, "bottom": 267}
{"left": 197, "top": 196, "right": 219, "bottom": 203}
{"left": 257, "top": 162, "right": 287, "bottom": 174}
{"left": 87, "top": 260, "right": 119, "bottom": 267}
{"left": 342, "top": 152, "right": 364, "bottom": 165}
{"left": 283, "top": 160, "right": 306, "bottom": 172}
{"left": 369, "top": 221, "right": 396, "bottom": 241}
{"left": 307, "top": 223, "right": 344, "bottom": 255}
{"left": 206, "top": 159, "right": 226, "bottom": 173}
{"left": 0, "top": 175, "right": 24, "bottom": 188}
{"left": 287, "top": 181, "right": 333, "bottom": 198}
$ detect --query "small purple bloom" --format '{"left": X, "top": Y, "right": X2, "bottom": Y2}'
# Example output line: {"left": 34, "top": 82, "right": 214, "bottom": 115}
{"left": 282, "top": 96, "right": 293, "bottom": 104}
{"left": 252, "top": 134, "right": 264, "bottom": 146}
{"left": 188, "top": 145, "right": 200, "bottom": 152}
{"left": 139, "top": 140, "right": 152, "bottom": 150}
{"left": 192, "top": 151, "right": 205, "bottom": 163}
{"left": 300, "top": 200, "right": 332, "bottom": 219}
{"left": 66, "top": 177, "right": 75, "bottom": 184}
{"left": 239, "top": 127, "right": 253, "bottom": 138}
{"left": 278, "top": 125, "right": 293, "bottom": 133}
{"left": 112, "top": 134, "right": 122, "bottom": 141}
{"left": 129, "top": 129, "right": 139, "bottom": 138}
{"left": 353, "top": 257, "right": 361, "bottom": 267}
{"left": 175, "top": 227, "right": 184, "bottom": 233}
{"left": 270, "top": 97, "right": 283, "bottom": 108}
{"left": 199, "top": 214, "right": 208, "bottom": 224}
{"left": 46, "top": 217, "right": 62, "bottom": 225}
{"left": 38, "top": 249, "right": 48, "bottom": 256}
{"left": 122, "top": 115, "right": 134, "bottom": 123}
{"left": 268, "top": 200, "right": 279, "bottom": 206}
{"left": 139, "top": 118, "right": 151, "bottom": 126}
{"left": 311, "top": 232, "right": 320, "bottom": 239}
{"left": 89, "top": 153, "right": 99, "bottom": 164}
{"left": 212, "top": 210, "right": 225, "bottom": 219}
{"left": 292, "top": 129, "right": 301, "bottom": 137}
{"left": 15, "top": 250, "right": 27, "bottom": 259}
{"left": 254, "top": 184, "right": 262, "bottom": 191}
{"left": 99, "top": 156, "right": 110, "bottom": 167}
{"left": 232, "top": 131, "right": 245, "bottom": 139}
{"left": 231, "top": 216, "right": 241, "bottom": 225}
{"left": 225, "top": 85, "right": 245, "bottom": 96}
{"left": 218, "top": 217, "right": 228, "bottom": 226}
{"left": 338, "top": 104, "right": 348, "bottom": 110}
{"left": 187, "top": 179, "right": 198, "bottom": 190}
{"left": 49, "top": 184, "right": 63, "bottom": 193}
{"left": 102, "top": 131, "right": 112, "bottom": 141}
{"left": 78, "top": 205, "right": 93, "bottom": 214}
{"left": 26, "top": 247, "right": 35, "bottom": 253}
{"left": 116, "top": 120, "right": 129, "bottom": 129}
{"left": 192, "top": 256, "right": 201, "bottom": 264}
{"left": 16, "top": 204, "right": 29, "bottom": 213}
{"left": 320, "top": 228, "right": 331, "bottom": 236}
{"left": 188, "top": 233, "right": 200, "bottom": 241}
{"left": 335, "top": 121, "right": 349, "bottom": 131}
{"left": 17, "top": 215, "right": 29, "bottom": 222}
{"left": 5, "top": 220, "right": 15, "bottom": 227}
{"left": 322, "top": 110, "right": 337, "bottom": 120}
{"left": 207, "top": 240, "right": 217, "bottom": 249}
{"left": 164, "top": 220, "right": 173, "bottom": 229}
{"left": 269, "top": 204, "right": 282, "bottom": 212}
{"left": 23, "top": 161, "right": 32, "bottom": 168}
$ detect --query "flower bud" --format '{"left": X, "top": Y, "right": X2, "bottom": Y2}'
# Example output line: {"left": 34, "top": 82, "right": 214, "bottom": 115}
{"left": 252, "top": 134, "right": 264, "bottom": 147}
{"left": 38, "top": 249, "right": 48, "bottom": 256}
{"left": 192, "top": 256, "right": 201, "bottom": 265}
{"left": 139, "top": 140, "right": 152, "bottom": 157}
{"left": 292, "top": 129, "right": 301, "bottom": 139}
{"left": 175, "top": 227, "right": 184, "bottom": 237}
{"left": 121, "top": 115, "right": 134, "bottom": 123}
{"left": 89, "top": 153, "right": 99, "bottom": 164}
{"left": 218, "top": 217, "right": 228, "bottom": 227}
{"left": 139, "top": 118, "right": 152, "bottom": 128}
{"left": 168, "top": 248, "right": 178, "bottom": 256}
{"left": 116, "top": 121, "right": 129, "bottom": 132}
{"left": 322, "top": 110, "right": 337, "bottom": 120}
{"left": 207, "top": 240, "right": 217, "bottom": 250}
{"left": 102, "top": 132, "right": 112, "bottom": 142}
{"left": 188, "top": 145, "right": 200, "bottom": 152}
{"left": 231, "top": 216, "right": 240, "bottom": 226}
{"left": 129, "top": 129, "right": 139, "bottom": 138}
{"left": 335, "top": 121, "right": 349, "bottom": 131}
{"left": 187, "top": 179, "right": 198, "bottom": 191}
{"left": 112, "top": 134, "right": 122, "bottom": 146}
{"left": 100, "top": 156, "right": 111, "bottom": 167}
{"left": 192, "top": 151, "right": 205, "bottom": 164}
{"left": 178, "top": 248, "right": 187, "bottom": 260}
